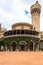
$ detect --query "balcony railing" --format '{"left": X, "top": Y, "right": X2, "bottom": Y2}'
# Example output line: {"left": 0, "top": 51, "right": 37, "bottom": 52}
{"left": 4, "top": 30, "right": 39, "bottom": 38}
{"left": 4, "top": 34, "right": 39, "bottom": 38}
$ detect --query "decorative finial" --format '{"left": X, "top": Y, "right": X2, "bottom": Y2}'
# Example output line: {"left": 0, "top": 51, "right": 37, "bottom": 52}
{"left": 36, "top": 0, "right": 38, "bottom": 3}
{"left": 35, "top": 0, "right": 39, "bottom": 4}
{"left": 34, "top": 0, "right": 38, "bottom": 2}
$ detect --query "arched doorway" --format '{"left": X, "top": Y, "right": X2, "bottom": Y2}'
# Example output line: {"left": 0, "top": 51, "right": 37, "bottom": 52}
{"left": 19, "top": 41, "right": 27, "bottom": 51}
{"left": 29, "top": 42, "right": 33, "bottom": 51}
{"left": 11, "top": 41, "right": 16, "bottom": 51}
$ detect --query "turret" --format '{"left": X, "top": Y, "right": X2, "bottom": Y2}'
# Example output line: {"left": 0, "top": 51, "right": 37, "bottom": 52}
{"left": 31, "top": 1, "right": 41, "bottom": 32}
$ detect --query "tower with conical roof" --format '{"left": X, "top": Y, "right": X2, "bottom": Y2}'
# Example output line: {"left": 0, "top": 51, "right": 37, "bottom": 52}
{"left": 31, "top": 1, "right": 41, "bottom": 32}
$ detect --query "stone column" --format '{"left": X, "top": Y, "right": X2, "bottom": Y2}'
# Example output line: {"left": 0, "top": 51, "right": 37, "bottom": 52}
{"left": 28, "top": 48, "right": 30, "bottom": 51}
{"left": 37, "top": 43, "right": 39, "bottom": 51}
{"left": 35, "top": 43, "right": 39, "bottom": 51}
{"left": 5, "top": 45, "right": 7, "bottom": 51}
{"left": 10, "top": 45, "right": 12, "bottom": 51}
{"left": 33, "top": 42, "right": 35, "bottom": 51}
{"left": 16, "top": 48, "right": 19, "bottom": 51}
{"left": 19, "top": 45, "right": 21, "bottom": 51}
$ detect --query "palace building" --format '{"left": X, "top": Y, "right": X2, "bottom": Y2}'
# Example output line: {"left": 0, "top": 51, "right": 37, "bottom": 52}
{"left": 0, "top": 1, "right": 43, "bottom": 51}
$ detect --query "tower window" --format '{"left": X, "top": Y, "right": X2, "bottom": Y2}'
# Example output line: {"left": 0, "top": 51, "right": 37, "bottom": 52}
{"left": 34, "top": 27, "right": 36, "bottom": 31}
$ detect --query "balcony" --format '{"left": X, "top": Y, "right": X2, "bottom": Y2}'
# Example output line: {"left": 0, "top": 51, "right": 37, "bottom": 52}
{"left": 4, "top": 30, "right": 39, "bottom": 38}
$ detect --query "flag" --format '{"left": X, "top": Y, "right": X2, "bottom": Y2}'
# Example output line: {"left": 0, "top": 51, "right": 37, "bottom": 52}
{"left": 25, "top": 10, "right": 29, "bottom": 15}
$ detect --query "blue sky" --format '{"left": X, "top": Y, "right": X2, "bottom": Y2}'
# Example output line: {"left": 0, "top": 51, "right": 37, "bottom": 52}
{"left": 0, "top": 0, "right": 43, "bottom": 31}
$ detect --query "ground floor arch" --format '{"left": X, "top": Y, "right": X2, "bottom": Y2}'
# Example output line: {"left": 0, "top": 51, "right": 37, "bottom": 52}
{"left": 29, "top": 41, "right": 33, "bottom": 51}
{"left": 11, "top": 41, "right": 17, "bottom": 51}
{"left": 28, "top": 40, "right": 36, "bottom": 51}
{"left": 19, "top": 41, "right": 27, "bottom": 51}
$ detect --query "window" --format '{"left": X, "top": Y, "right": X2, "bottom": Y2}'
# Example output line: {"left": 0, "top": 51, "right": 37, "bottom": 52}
{"left": 41, "top": 35, "right": 43, "bottom": 38}
{"left": 30, "top": 27, "right": 33, "bottom": 30}
{"left": 21, "top": 26, "right": 24, "bottom": 30}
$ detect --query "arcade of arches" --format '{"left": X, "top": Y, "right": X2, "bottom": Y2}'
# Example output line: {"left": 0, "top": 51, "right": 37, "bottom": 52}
{"left": 4, "top": 41, "right": 39, "bottom": 51}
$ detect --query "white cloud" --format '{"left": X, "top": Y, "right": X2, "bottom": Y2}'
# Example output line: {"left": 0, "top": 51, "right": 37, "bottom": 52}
{"left": 0, "top": 0, "right": 6, "bottom": 4}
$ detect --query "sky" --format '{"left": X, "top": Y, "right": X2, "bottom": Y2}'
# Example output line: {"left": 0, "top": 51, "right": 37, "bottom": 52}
{"left": 0, "top": 0, "right": 43, "bottom": 31}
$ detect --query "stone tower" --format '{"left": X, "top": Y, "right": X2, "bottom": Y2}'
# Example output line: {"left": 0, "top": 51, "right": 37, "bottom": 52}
{"left": 31, "top": 1, "right": 41, "bottom": 32}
